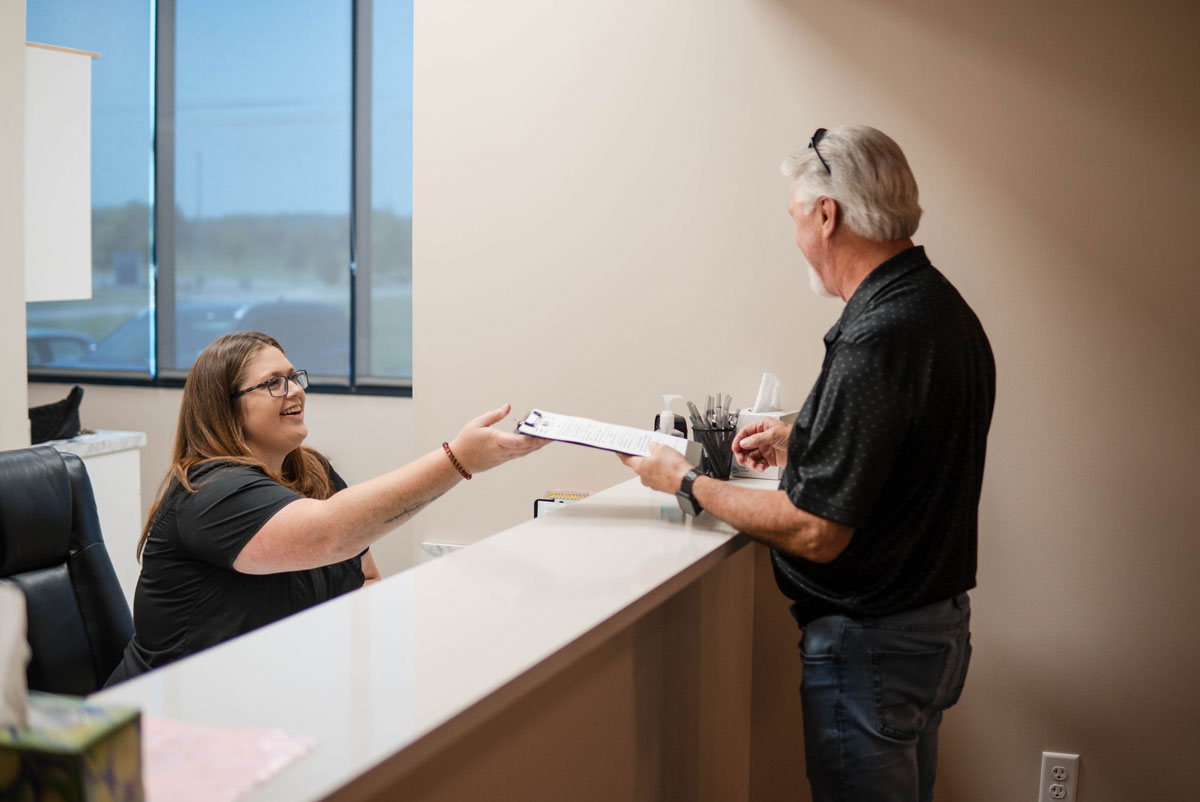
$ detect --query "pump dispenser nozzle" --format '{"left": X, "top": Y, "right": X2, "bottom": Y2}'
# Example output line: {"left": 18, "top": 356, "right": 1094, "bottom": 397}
{"left": 659, "top": 394, "right": 682, "bottom": 436}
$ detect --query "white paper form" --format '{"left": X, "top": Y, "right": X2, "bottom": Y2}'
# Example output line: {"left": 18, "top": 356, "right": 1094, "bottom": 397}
{"left": 517, "top": 410, "right": 702, "bottom": 466}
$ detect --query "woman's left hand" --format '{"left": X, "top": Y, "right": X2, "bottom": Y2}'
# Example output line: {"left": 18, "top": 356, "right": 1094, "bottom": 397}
{"left": 449, "top": 404, "right": 549, "bottom": 475}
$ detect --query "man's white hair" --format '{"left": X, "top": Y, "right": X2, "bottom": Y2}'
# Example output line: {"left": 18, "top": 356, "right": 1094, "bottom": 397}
{"left": 780, "top": 125, "right": 922, "bottom": 241}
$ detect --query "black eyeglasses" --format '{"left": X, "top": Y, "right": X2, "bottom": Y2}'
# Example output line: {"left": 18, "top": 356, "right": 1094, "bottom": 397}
{"left": 230, "top": 370, "right": 309, "bottom": 399}
{"left": 809, "top": 127, "right": 831, "bottom": 175}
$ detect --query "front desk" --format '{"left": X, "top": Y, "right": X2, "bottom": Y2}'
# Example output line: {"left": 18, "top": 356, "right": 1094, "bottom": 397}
{"left": 91, "top": 477, "right": 778, "bottom": 801}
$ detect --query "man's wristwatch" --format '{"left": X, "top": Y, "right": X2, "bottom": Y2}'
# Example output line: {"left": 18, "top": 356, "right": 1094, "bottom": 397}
{"left": 675, "top": 469, "right": 703, "bottom": 516}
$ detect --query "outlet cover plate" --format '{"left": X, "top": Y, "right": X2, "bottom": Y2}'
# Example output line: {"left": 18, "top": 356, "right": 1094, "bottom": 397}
{"left": 1039, "top": 752, "right": 1079, "bottom": 802}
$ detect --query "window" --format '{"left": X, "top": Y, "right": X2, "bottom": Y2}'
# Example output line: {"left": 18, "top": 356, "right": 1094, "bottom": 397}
{"left": 25, "top": 0, "right": 154, "bottom": 375}
{"left": 26, "top": 0, "right": 414, "bottom": 390}
{"left": 168, "top": 0, "right": 352, "bottom": 380}
{"left": 367, "top": 0, "right": 413, "bottom": 379}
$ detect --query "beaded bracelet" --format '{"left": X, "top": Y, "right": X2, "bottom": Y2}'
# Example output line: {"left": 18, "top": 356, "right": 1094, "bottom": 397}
{"left": 442, "top": 442, "right": 472, "bottom": 480}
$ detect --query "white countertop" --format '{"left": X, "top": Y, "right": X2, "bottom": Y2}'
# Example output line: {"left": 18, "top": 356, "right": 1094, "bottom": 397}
{"left": 90, "top": 476, "right": 774, "bottom": 801}
{"left": 45, "top": 428, "right": 147, "bottom": 458}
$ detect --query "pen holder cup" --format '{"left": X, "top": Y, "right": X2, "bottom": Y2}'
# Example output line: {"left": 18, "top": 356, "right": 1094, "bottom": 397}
{"left": 693, "top": 427, "right": 737, "bottom": 480}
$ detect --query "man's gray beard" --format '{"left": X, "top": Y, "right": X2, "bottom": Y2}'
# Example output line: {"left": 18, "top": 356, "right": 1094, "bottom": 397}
{"left": 807, "top": 264, "right": 838, "bottom": 299}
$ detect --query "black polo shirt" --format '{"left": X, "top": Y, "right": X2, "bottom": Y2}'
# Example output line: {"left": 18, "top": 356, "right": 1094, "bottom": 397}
{"left": 106, "top": 461, "right": 364, "bottom": 684}
{"left": 774, "top": 246, "right": 995, "bottom": 623}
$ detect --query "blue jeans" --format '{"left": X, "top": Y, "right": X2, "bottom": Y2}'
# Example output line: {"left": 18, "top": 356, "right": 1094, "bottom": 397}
{"left": 799, "top": 594, "right": 972, "bottom": 802}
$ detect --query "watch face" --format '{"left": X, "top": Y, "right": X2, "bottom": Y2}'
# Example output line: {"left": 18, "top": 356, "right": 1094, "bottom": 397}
{"left": 676, "top": 485, "right": 702, "bottom": 516}
{"left": 675, "top": 469, "right": 702, "bottom": 516}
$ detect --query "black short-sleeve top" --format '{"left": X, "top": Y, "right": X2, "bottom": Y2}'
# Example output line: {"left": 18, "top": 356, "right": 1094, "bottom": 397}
{"left": 107, "top": 461, "right": 363, "bottom": 683}
{"left": 774, "top": 246, "right": 995, "bottom": 621}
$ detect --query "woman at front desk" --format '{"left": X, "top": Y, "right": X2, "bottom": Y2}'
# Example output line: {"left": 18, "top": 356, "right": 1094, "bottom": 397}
{"left": 106, "top": 331, "right": 546, "bottom": 685}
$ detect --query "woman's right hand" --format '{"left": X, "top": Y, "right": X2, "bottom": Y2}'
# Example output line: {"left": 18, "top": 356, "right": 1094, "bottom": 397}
{"left": 449, "top": 404, "right": 549, "bottom": 475}
{"left": 731, "top": 418, "right": 792, "bottom": 471}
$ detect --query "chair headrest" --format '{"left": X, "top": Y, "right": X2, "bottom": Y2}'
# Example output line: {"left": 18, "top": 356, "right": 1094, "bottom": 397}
{"left": 0, "top": 446, "right": 74, "bottom": 576}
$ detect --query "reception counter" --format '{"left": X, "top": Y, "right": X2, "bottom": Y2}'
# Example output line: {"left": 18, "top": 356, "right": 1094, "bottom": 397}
{"left": 91, "top": 476, "right": 779, "bottom": 801}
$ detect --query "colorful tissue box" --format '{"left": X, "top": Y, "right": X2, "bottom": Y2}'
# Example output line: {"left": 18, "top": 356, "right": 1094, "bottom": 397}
{"left": 0, "top": 692, "right": 142, "bottom": 802}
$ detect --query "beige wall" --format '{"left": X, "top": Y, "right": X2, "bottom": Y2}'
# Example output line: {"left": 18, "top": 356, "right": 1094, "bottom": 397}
{"left": 412, "top": 1, "right": 1200, "bottom": 801}
{"left": 19, "top": 0, "right": 1200, "bottom": 797}
{"left": 1, "top": 5, "right": 29, "bottom": 449}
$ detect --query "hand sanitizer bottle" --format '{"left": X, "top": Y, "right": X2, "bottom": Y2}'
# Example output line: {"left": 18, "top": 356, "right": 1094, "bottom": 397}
{"left": 656, "top": 394, "right": 684, "bottom": 437}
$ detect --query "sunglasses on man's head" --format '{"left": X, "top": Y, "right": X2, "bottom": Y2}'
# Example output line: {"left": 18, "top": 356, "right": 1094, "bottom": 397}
{"left": 809, "top": 127, "right": 831, "bottom": 175}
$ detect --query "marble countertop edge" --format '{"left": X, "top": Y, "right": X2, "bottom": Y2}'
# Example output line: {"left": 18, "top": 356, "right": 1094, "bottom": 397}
{"left": 44, "top": 429, "right": 147, "bottom": 458}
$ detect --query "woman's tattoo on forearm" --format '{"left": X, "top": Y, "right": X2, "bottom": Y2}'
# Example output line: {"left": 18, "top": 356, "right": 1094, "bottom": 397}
{"left": 383, "top": 492, "right": 445, "bottom": 524}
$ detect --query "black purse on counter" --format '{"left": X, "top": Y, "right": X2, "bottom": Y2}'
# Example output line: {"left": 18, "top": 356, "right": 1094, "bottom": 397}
{"left": 29, "top": 385, "right": 85, "bottom": 444}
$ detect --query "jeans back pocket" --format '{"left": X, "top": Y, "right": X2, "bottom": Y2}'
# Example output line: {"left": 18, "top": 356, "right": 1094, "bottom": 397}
{"left": 869, "top": 646, "right": 950, "bottom": 739}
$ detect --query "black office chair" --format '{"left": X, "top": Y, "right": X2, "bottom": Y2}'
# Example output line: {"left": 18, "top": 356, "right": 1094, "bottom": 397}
{"left": 0, "top": 445, "right": 134, "bottom": 695}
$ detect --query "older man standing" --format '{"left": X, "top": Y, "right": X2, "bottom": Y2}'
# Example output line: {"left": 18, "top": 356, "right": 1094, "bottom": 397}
{"left": 621, "top": 125, "right": 995, "bottom": 802}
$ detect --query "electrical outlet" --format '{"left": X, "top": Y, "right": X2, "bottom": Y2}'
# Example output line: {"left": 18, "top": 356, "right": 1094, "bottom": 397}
{"left": 1039, "top": 752, "right": 1080, "bottom": 802}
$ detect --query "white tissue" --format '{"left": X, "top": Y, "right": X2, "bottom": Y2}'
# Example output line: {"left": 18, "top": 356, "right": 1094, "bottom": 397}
{"left": 0, "top": 581, "right": 30, "bottom": 727}
{"left": 751, "top": 372, "right": 782, "bottom": 413}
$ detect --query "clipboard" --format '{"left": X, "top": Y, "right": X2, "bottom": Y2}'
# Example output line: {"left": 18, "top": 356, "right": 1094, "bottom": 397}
{"left": 516, "top": 409, "right": 703, "bottom": 466}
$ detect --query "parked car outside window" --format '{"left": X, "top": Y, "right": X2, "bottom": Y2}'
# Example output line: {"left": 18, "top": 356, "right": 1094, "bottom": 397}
{"left": 28, "top": 300, "right": 350, "bottom": 377}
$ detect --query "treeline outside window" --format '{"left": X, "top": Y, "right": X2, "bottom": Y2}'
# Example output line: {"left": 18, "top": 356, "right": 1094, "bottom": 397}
{"left": 25, "top": 0, "right": 413, "bottom": 389}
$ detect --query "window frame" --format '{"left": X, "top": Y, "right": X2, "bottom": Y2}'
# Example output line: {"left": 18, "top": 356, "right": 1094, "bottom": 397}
{"left": 26, "top": 0, "right": 413, "bottom": 397}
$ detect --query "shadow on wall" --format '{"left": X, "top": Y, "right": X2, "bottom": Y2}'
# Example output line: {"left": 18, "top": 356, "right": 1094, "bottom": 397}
{"left": 760, "top": 1, "right": 1200, "bottom": 801}
{"left": 769, "top": 0, "right": 1200, "bottom": 349}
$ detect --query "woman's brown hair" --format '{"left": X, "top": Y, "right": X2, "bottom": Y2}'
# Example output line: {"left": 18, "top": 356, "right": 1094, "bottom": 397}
{"left": 137, "top": 331, "right": 334, "bottom": 560}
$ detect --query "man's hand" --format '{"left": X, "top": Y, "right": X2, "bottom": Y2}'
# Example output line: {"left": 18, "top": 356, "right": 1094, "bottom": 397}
{"left": 731, "top": 419, "right": 792, "bottom": 471}
{"left": 618, "top": 444, "right": 692, "bottom": 495}
{"left": 621, "top": 438, "right": 853, "bottom": 563}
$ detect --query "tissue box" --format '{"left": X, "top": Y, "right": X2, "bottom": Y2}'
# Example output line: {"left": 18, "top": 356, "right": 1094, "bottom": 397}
{"left": 0, "top": 692, "right": 143, "bottom": 802}
{"left": 729, "top": 408, "right": 799, "bottom": 480}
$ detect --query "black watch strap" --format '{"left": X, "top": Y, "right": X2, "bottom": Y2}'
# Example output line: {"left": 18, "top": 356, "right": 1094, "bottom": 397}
{"left": 676, "top": 469, "right": 703, "bottom": 516}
